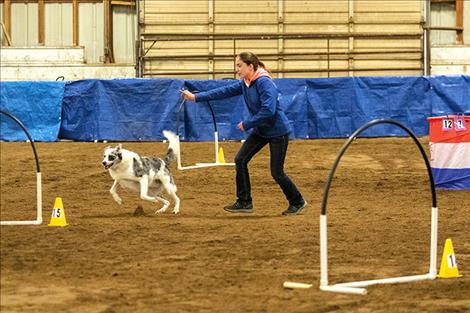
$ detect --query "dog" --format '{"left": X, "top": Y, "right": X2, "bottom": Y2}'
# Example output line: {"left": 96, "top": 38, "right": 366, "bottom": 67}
{"left": 102, "top": 131, "right": 180, "bottom": 214}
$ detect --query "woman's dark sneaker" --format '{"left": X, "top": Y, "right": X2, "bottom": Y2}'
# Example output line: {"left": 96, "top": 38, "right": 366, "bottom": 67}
{"left": 223, "top": 201, "right": 253, "bottom": 213}
{"left": 282, "top": 201, "right": 307, "bottom": 216}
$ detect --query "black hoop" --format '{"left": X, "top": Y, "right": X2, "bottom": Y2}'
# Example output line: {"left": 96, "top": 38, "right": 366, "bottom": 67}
{"left": 0, "top": 110, "right": 41, "bottom": 173}
{"left": 176, "top": 94, "right": 218, "bottom": 138}
{"left": 321, "top": 119, "right": 436, "bottom": 215}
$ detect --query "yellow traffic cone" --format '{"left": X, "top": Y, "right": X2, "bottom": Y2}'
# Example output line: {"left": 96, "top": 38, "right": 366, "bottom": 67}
{"left": 437, "top": 238, "right": 462, "bottom": 278}
{"left": 48, "top": 197, "right": 68, "bottom": 227}
{"left": 218, "top": 147, "right": 226, "bottom": 164}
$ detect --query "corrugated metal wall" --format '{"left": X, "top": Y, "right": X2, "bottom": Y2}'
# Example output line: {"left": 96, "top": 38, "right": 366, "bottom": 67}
{"left": 1, "top": 1, "right": 468, "bottom": 69}
{"left": 139, "top": 0, "right": 424, "bottom": 78}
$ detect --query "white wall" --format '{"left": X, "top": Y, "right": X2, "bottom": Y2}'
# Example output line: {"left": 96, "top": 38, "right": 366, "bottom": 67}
{"left": 431, "top": 45, "right": 470, "bottom": 75}
{"left": 1, "top": 2, "right": 135, "bottom": 64}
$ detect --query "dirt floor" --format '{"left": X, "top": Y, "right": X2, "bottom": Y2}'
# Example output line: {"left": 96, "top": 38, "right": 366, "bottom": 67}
{"left": 1, "top": 137, "right": 469, "bottom": 313}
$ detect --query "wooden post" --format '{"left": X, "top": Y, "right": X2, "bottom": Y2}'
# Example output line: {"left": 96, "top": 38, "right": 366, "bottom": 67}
{"left": 38, "top": 0, "right": 45, "bottom": 45}
{"left": 3, "top": 0, "right": 11, "bottom": 45}
{"left": 456, "top": 0, "right": 463, "bottom": 44}
{"left": 104, "top": 0, "right": 115, "bottom": 63}
{"left": 73, "top": 0, "right": 79, "bottom": 46}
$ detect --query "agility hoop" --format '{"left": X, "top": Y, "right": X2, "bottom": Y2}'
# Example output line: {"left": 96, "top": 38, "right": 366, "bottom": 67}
{"left": 176, "top": 98, "right": 235, "bottom": 170}
{"left": 0, "top": 110, "right": 43, "bottom": 226}
{"left": 285, "top": 119, "right": 438, "bottom": 295}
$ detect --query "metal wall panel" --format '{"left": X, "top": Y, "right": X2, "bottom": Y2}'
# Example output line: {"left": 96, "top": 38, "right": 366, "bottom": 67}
{"left": 10, "top": 3, "right": 38, "bottom": 46}
{"left": 79, "top": 3, "right": 104, "bottom": 63}
{"left": 431, "top": 2, "right": 456, "bottom": 45}
{"left": 45, "top": 3, "right": 73, "bottom": 46}
{"left": 113, "top": 5, "right": 136, "bottom": 63}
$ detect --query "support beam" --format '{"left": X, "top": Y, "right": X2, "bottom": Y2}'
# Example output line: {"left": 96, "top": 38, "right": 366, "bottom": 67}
{"left": 136, "top": 0, "right": 142, "bottom": 77}
{"left": 2, "top": 0, "right": 12, "bottom": 46}
{"left": 103, "top": 0, "right": 115, "bottom": 63}
{"left": 456, "top": 0, "right": 463, "bottom": 44}
{"left": 73, "top": 0, "right": 79, "bottom": 46}
{"left": 38, "top": 0, "right": 45, "bottom": 45}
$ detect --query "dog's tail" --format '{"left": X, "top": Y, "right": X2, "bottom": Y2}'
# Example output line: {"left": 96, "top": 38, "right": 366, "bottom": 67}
{"left": 162, "top": 130, "right": 179, "bottom": 166}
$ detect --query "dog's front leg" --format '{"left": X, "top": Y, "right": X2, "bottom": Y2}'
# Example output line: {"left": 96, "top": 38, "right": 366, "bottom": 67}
{"left": 139, "top": 176, "right": 170, "bottom": 213}
{"left": 110, "top": 180, "right": 122, "bottom": 205}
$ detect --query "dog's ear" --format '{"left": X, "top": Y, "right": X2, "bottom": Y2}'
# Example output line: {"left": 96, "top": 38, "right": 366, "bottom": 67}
{"left": 103, "top": 146, "right": 111, "bottom": 152}
{"left": 116, "top": 144, "right": 122, "bottom": 151}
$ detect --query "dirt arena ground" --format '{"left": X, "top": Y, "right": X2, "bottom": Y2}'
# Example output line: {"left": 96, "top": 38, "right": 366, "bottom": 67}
{"left": 1, "top": 137, "right": 469, "bottom": 313}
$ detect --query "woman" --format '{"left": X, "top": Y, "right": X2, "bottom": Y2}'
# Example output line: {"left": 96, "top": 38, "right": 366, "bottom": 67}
{"left": 180, "top": 51, "right": 306, "bottom": 216}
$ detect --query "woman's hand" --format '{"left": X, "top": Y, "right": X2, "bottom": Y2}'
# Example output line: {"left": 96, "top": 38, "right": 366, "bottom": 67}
{"left": 180, "top": 89, "right": 196, "bottom": 101}
{"left": 237, "top": 122, "right": 245, "bottom": 131}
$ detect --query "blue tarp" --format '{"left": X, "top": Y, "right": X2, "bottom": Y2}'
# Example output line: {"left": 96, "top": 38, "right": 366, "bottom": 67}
{"left": 0, "top": 81, "right": 65, "bottom": 141}
{"left": 1, "top": 76, "right": 469, "bottom": 142}
{"left": 59, "top": 79, "right": 185, "bottom": 141}
{"left": 430, "top": 75, "right": 470, "bottom": 116}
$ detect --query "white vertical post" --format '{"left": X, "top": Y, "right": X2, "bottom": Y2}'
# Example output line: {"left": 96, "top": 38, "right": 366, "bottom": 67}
{"left": 429, "top": 206, "right": 438, "bottom": 278}
{"left": 36, "top": 172, "right": 42, "bottom": 224}
{"left": 176, "top": 135, "right": 183, "bottom": 170}
{"left": 214, "top": 131, "right": 219, "bottom": 163}
{"left": 320, "top": 214, "right": 328, "bottom": 287}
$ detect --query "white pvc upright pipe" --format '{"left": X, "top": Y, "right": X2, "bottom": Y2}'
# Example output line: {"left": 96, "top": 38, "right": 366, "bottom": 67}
{"left": 35, "top": 172, "right": 42, "bottom": 224}
{"left": 214, "top": 131, "right": 219, "bottom": 163}
{"left": 320, "top": 214, "right": 328, "bottom": 287}
{"left": 176, "top": 135, "right": 183, "bottom": 170}
{"left": 429, "top": 206, "right": 438, "bottom": 278}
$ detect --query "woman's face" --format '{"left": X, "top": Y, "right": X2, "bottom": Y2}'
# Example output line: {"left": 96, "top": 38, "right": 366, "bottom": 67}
{"left": 236, "top": 57, "right": 254, "bottom": 79}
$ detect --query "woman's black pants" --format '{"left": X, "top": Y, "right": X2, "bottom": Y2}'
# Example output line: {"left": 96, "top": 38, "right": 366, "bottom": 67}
{"left": 234, "top": 132, "right": 303, "bottom": 206}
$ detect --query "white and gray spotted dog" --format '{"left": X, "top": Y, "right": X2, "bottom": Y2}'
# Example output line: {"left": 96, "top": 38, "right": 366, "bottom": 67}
{"left": 102, "top": 131, "right": 180, "bottom": 214}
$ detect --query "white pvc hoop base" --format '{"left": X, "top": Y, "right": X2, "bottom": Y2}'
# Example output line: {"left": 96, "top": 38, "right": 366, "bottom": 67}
{"left": 1, "top": 172, "right": 43, "bottom": 226}
{"left": 176, "top": 132, "right": 235, "bottom": 171}
{"left": 315, "top": 207, "right": 438, "bottom": 295}
{"left": 286, "top": 274, "right": 436, "bottom": 295}
{"left": 320, "top": 273, "right": 435, "bottom": 295}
